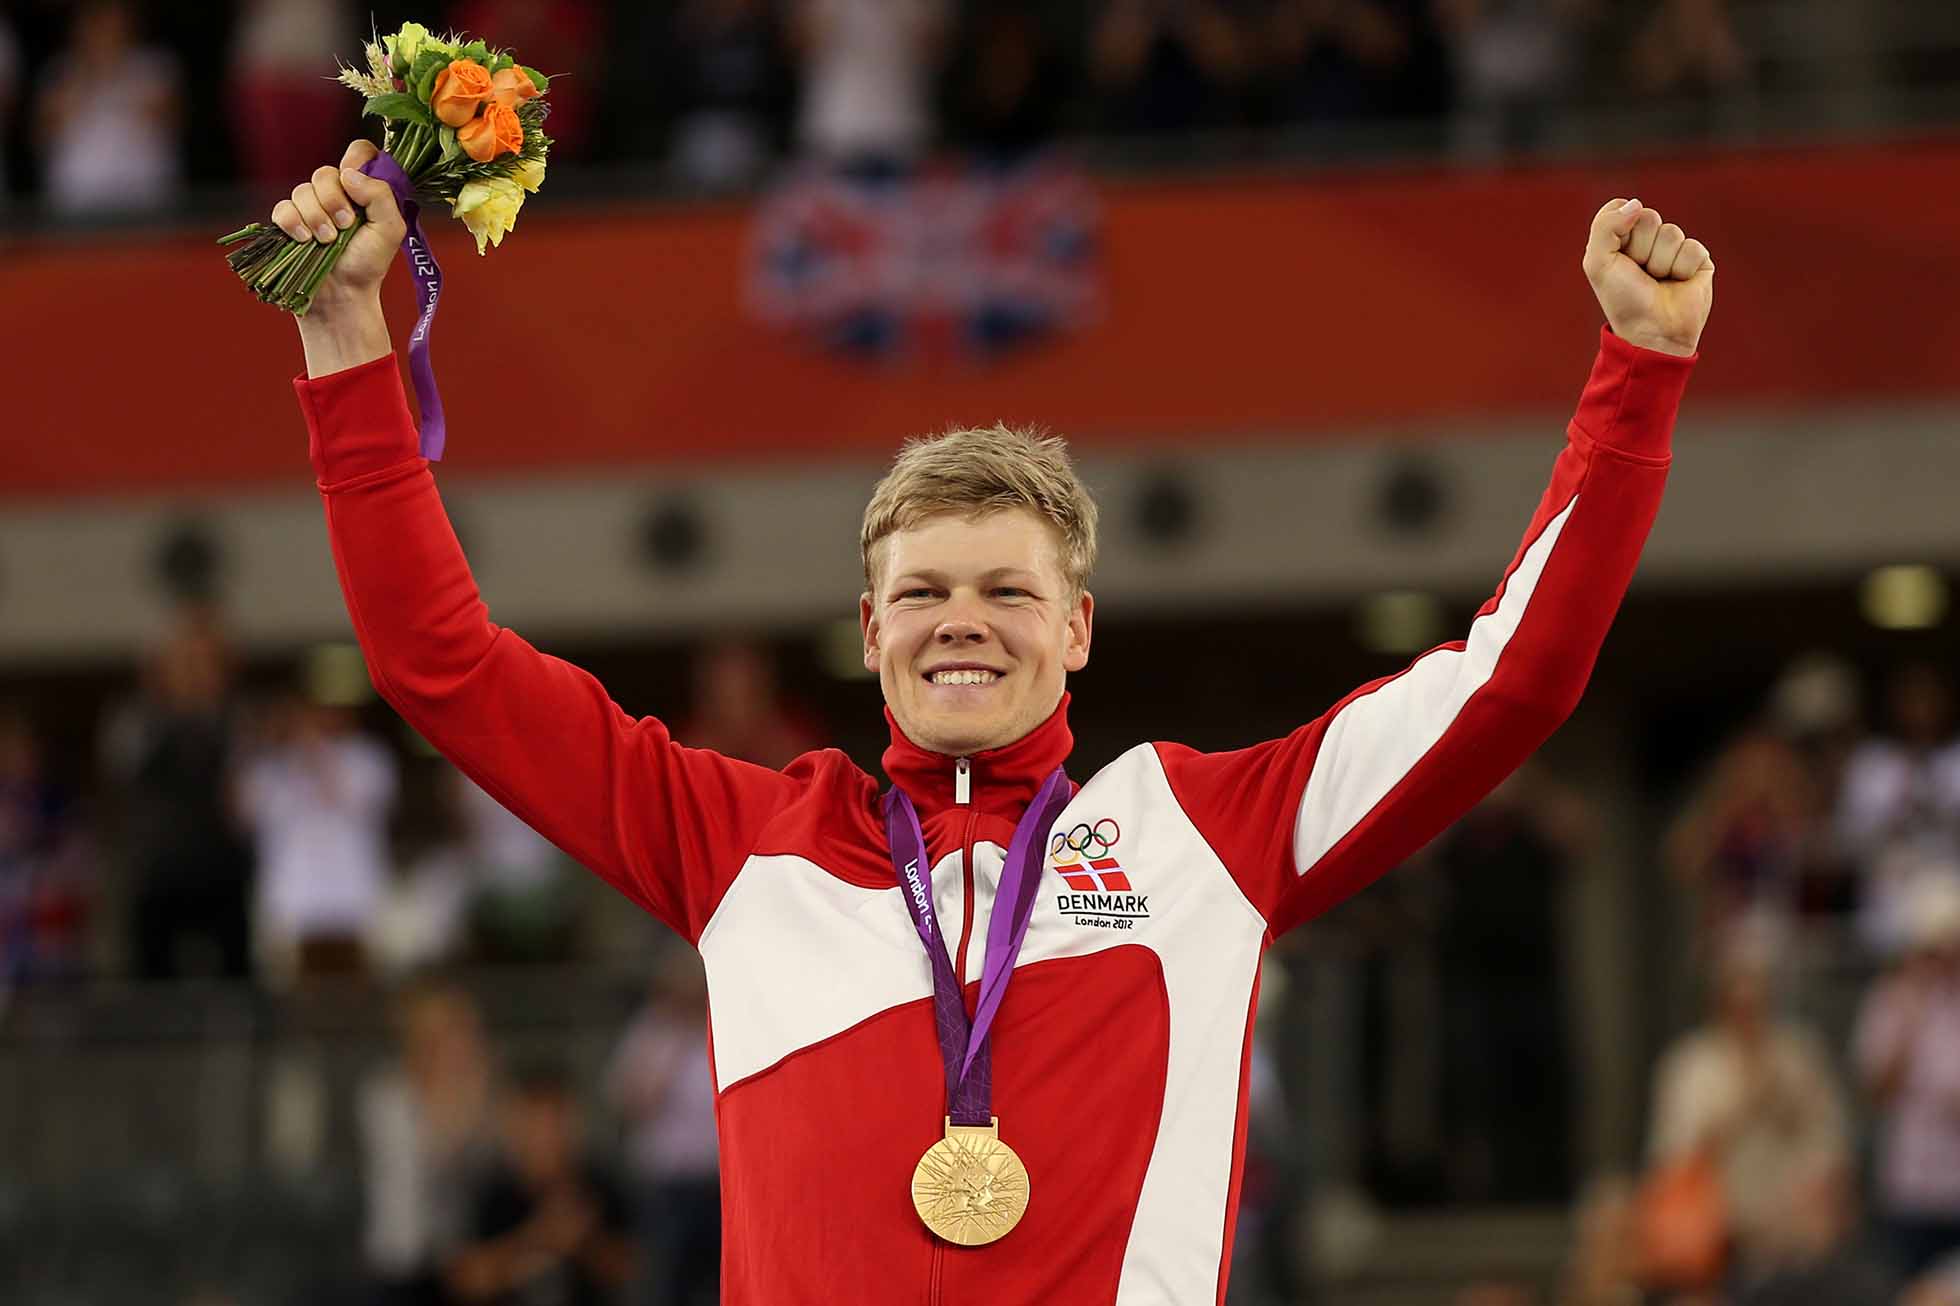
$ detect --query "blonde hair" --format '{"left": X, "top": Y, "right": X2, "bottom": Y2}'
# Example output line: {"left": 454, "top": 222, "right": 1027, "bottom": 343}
{"left": 861, "top": 423, "right": 1100, "bottom": 598}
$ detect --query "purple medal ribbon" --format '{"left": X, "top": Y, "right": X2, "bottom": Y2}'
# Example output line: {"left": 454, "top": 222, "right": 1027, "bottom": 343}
{"left": 885, "top": 767, "right": 1072, "bottom": 1126}
{"left": 358, "top": 150, "right": 447, "bottom": 461}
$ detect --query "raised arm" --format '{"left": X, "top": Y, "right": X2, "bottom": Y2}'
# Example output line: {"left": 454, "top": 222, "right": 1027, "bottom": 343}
{"left": 1158, "top": 199, "right": 1713, "bottom": 934}
{"left": 280, "top": 144, "right": 802, "bottom": 942}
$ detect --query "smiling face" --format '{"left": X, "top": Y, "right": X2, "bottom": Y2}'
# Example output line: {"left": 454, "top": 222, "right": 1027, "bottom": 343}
{"left": 862, "top": 508, "right": 1093, "bottom": 757}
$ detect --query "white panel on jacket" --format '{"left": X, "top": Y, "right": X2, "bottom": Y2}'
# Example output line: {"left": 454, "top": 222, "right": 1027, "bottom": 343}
{"left": 1064, "top": 745, "right": 1265, "bottom": 1306}
{"left": 700, "top": 841, "right": 1007, "bottom": 1091}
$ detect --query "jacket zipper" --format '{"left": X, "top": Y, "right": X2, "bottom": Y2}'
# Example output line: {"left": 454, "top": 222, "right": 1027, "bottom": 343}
{"left": 930, "top": 1240, "right": 945, "bottom": 1305}
{"left": 950, "top": 757, "right": 979, "bottom": 1005}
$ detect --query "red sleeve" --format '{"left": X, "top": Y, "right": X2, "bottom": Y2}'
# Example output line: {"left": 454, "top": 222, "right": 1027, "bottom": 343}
{"left": 295, "top": 355, "right": 798, "bottom": 943}
{"left": 1157, "top": 327, "right": 1692, "bottom": 936}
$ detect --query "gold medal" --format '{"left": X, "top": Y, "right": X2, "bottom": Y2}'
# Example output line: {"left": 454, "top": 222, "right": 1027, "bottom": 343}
{"left": 911, "top": 1117, "right": 1030, "bottom": 1246}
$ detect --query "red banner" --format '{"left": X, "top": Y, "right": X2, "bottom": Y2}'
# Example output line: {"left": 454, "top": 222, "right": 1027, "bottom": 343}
{"left": 5, "top": 140, "right": 1956, "bottom": 499}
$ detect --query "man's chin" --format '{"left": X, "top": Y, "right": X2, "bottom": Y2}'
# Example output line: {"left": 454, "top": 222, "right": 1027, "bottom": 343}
{"left": 905, "top": 705, "right": 1022, "bottom": 758}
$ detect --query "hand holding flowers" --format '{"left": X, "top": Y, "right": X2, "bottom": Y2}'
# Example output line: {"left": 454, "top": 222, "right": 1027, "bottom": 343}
{"left": 218, "top": 21, "right": 553, "bottom": 314}
{"left": 224, "top": 22, "right": 554, "bottom": 461}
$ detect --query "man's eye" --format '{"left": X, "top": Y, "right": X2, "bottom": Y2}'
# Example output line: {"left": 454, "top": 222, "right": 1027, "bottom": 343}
{"left": 900, "top": 588, "right": 935, "bottom": 600}
{"left": 993, "top": 588, "right": 1030, "bottom": 599}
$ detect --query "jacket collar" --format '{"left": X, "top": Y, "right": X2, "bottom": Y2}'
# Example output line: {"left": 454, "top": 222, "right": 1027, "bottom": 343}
{"left": 881, "top": 694, "right": 1074, "bottom": 822}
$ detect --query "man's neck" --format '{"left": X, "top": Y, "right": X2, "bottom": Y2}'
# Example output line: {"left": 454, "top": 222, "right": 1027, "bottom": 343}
{"left": 881, "top": 695, "right": 1074, "bottom": 821}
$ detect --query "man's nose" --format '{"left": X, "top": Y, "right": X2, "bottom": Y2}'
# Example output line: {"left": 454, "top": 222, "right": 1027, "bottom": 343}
{"left": 935, "top": 613, "right": 988, "bottom": 643}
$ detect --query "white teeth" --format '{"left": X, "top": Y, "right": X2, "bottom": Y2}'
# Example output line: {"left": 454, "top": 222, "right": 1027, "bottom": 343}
{"left": 931, "top": 669, "right": 999, "bottom": 686}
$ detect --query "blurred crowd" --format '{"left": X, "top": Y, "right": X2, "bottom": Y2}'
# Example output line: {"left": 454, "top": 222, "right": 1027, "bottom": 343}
{"left": 1513, "top": 657, "right": 1960, "bottom": 1306}
{"left": 1, "top": 602, "right": 824, "bottom": 990}
{"left": 0, "top": 0, "right": 1810, "bottom": 220}
{"left": 1, "top": 602, "right": 827, "bottom": 1304}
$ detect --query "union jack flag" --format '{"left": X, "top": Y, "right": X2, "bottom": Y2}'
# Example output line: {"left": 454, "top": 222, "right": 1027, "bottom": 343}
{"left": 748, "top": 155, "right": 1102, "bottom": 361}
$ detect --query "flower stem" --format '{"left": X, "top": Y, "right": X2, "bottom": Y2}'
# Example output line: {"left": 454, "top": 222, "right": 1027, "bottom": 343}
{"left": 291, "top": 220, "right": 363, "bottom": 315}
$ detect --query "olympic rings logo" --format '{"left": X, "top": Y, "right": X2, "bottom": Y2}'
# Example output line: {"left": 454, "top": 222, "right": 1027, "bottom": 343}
{"left": 1050, "top": 818, "right": 1120, "bottom": 861}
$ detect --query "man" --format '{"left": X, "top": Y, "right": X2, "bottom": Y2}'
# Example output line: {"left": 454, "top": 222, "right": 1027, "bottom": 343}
{"left": 275, "top": 139, "right": 1711, "bottom": 1303}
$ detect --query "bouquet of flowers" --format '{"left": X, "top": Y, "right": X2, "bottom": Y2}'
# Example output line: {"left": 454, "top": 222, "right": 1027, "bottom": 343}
{"left": 218, "top": 21, "right": 552, "bottom": 316}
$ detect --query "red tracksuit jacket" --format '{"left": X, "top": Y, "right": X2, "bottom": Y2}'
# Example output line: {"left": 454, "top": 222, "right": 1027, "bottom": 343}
{"left": 296, "top": 327, "right": 1692, "bottom": 1304}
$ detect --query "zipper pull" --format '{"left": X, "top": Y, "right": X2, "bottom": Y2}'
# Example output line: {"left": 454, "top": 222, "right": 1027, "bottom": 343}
{"left": 954, "top": 756, "right": 971, "bottom": 806}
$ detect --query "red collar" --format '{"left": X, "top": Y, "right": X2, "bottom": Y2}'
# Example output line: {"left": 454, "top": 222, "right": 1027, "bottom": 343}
{"left": 881, "top": 694, "right": 1074, "bottom": 822}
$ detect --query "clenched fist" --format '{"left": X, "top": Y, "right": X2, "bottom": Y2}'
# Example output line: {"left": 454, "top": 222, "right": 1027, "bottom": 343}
{"left": 272, "top": 139, "right": 408, "bottom": 312}
{"left": 1584, "top": 199, "right": 1714, "bottom": 358}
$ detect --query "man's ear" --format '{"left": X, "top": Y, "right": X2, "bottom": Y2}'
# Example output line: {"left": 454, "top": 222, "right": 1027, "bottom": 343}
{"left": 1063, "top": 589, "right": 1094, "bottom": 673}
{"left": 860, "top": 591, "right": 880, "bottom": 673}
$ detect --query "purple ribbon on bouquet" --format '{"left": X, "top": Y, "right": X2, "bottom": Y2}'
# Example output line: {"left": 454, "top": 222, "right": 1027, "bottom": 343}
{"left": 359, "top": 150, "right": 446, "bottom": 461}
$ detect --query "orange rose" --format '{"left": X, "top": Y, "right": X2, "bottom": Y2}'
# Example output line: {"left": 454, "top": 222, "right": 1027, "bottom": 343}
{"left": 430, "top": 59, "right": 493, "bottom": 128}
{"left": 457, "top": 102, "right": 525, "bottom": 162}
{"left": 491, "top": 66, "right": 540, "bottom": 111}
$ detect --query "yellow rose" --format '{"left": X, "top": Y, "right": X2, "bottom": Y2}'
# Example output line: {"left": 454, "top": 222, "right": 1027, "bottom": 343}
{"left": 383, "top": 22, "right": 432, "bottom": 71}
{"left": 511, "top": 157, "right": 546, "bottom": 194}
{"left": 452, "top": 177, "right": 525, "bottom": 255}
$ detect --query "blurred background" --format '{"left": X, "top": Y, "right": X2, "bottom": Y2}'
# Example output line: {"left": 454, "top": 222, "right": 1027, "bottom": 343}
{"left": 2, "top": 0, "right": 1960, "bottom": 1304}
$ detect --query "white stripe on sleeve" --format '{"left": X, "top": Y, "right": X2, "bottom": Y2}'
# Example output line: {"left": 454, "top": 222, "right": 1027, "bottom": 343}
{"left": 1292, "top": 495, "right": 1579, "bottom": 876}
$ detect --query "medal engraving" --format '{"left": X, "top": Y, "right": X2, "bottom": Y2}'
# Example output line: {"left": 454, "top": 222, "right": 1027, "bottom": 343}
{"left": 911, "top": 1119, "right": 1030, "bottom": 1246}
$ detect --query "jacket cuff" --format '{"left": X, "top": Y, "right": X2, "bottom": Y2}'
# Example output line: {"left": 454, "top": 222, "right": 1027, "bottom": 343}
{"left": 294, "top": 353, "right": 422, "bottom": 486}
{"left": 1574, "top": 325, "right": 1698, "bottom": 462}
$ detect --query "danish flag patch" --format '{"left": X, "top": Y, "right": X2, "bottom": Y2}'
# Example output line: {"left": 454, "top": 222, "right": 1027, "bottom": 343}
{"left": 1051, "top": 818, "right": 1128, "bottom": 890}
{"left": 1051, "top": 817, "right": 1149, "bottom": 930}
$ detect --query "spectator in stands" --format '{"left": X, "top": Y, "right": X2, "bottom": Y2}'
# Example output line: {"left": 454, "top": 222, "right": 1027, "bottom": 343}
{"left": 1262, "top": 0, "right": 1433, "bottom": 128}
{"left": 789, "top": 0, "right": 948, "bottom": 173}
{"left": 237, "top": 678, "right": 398, "bottom": 979}
{"left": 0, "top": 707, "right": 92, "bottom": 984}
{"left": 1730, "top": 1156, "right": 1898, "bottom": 1306}
{"left": 945, "top": 3, "right": 1071, "bottom": 166}
{"left": 449, "top": 771, "right": 578, "bottom": 965}
{"left": 1089, "top": 0, "right": 1253, "bottom": 134}
{"left": 360, "top": 979, "right": 498, "bottom": 1305}
{"left": 1666, "top": 726, "right": 1819, "bottom": 950}
{"left": 33, "top": 0, "right": 182, "bottom": 216}
{"left": 1430, "top": 764, "right": 1587, "bottom": 1202}
{"left": 1561, "top": 1176, "right": 1641, "bottom": 1306}
{"left": 1765, "top": 653, "right": 1865, "bottom": 919}
{"left": 228, "top": 0, "right": 356, "bottom": 198}
{"left": 663, "top": 0, "right": 792, "bottom": 190}
{"left": 448, "top": 1062, "right": 637, "bottom": 1305}
{"left": 1836, "top": 663, "right": 1960, "bottom": 956}
{"left": 1854, "top": 874, "right": 1960, "bottom": 1279}
{"left": 674, "top": 640, "right": 825, "bottom": 770}
{"left": 1432, "top": 0, "right": 1597, "bottom": 156}
{"left": 1625, "top": 0, "right": 1749, "bottom": 100}
{"left": 608, "top": 952, "right": 720, "bottom": 1306}
{"left": 450, "top": 0, "right": 604, "bottom": 159}
{"left": 1646, "top": 920, "right": 1850, "bottom": 1278}
{"left": 0, "top": 13, "right": 19, "bottom": 207}
{"left": 1732, "top": 1153, "right": 1897, "bottom": 1294}
{"left": 102, "top": 604, "right": 253, "bottom": 980}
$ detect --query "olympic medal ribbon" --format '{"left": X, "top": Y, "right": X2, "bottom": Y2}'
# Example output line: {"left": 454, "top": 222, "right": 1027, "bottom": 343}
{"left": 884, "top": 767, "right": 1072, "bottom": 1125}
{"left": 357, "top": 150, "right": 448, "bottom": 461}
{"left": 961, "top": 767, "right": 1072, "bottom": 1084}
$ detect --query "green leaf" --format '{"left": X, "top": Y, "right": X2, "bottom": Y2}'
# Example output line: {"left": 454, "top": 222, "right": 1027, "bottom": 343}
{"left": 458, "top": 39, "right": 490, "bottom": 66}
{"left": 488, "top": 51, "right": 514, "bottom": 74}
{"left": 439, "top": 125, "right": 461, "bottom": 163}
{"left": 410, "top": 47, "right": 449, "bottom": 104}
{"left": 364, "top": 92, "right": 434, "bottom": 126}
{"left": 519, "top": 65, "right": 549, "bottom": 93}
